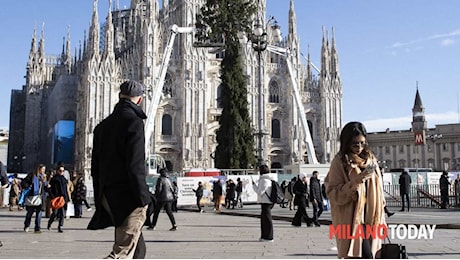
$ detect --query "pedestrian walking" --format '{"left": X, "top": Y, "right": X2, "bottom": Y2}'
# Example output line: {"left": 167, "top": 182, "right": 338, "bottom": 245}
{"left": 9, "top": 173, "right": 23, "bottom": 211}
{"left": 252, "top": 164, "right": 274, "bottom": 242}
{"left": 309, "top": 171, "right": 323, "bottom": 227}
{"left": 22, "top": 164, "right": 47, "bottom": 233}
{"left": 72, "top": 175, "right": 86, "bottom": 218}
{"left": 0, "top": 161, "right": 7, "bottom": 209}
{"left": 212, "top": 179, "right": 223, "bottom": 212}
{"left": 226, "top": 179, "right": 236, "bottom": 209}
{"left": 192, "top": 181, "right": 204, "bottom": 212}
{"left": 47, "top": 164, "right": 70, "bottom": 233}
{"left": 291, "top": 173, "right": 313, "bottom": 227}
{"left": 324, "top": 121, "right": 386, "bottom": 258}
{"left": 236, "top": 178, "right": 244, "bottom": 208}
{"left": 171, "top": 181, "right": 178, "bottom": 212}
{"left": 399, "top": 170, "right": 411, "bottom": 211}
{"left": 147, "top": 168, "right": 177, "bottom": 231}
{"left": 88, "top": 80, "right": 152, "bottom": 259}
{"left": 287, "top": 177, "right": 296, "bottom": 210}
{"left": 440, "top": 171, "right": 451, "bottom": 209}
{"left": 455, "top": 174, "right": 460, "bottom": 206}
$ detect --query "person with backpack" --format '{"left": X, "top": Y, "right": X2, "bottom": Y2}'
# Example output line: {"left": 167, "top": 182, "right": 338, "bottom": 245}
{"left": 252, "top": 164, "right": 274, "bottom": 242}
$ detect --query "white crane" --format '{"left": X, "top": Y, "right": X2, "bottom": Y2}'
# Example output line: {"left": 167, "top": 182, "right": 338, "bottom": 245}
{"left": 266, "top": 45, "right": 319, "bottom": 164}
{"left": 144, "top": 25, "right": 194, "bottom": 175}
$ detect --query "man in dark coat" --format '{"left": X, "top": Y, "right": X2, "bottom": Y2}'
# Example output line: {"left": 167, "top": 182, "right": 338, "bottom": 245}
{"left": 399, "top": 171, "right": 412, "bottom": 211}
{"left": 440, "top": 171, "right": 451, "bottom": 209}
{"left": 212, "top": 179, "right": 223, "bottom": 212}
{"left": 192, "top": 181, "right": 204, "bottom": 212}
{"left": 88, "top": 80, "right": 152, "bottom": 259}
{"left": 309, "top": 171, "right": 323, "bottom": 227}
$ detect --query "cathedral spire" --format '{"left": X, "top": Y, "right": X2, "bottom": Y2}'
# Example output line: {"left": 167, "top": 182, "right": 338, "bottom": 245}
{"left": 287, "top": 0, "right": 299, "bottom": 54}
{"left": 102, "top": 0, "right": 115, "bottom": 61}
{"left": 28, "top": 24, "right": 37, "bottom": 67}
{"left": 330, "top": 27, "right": 340, "bottom": 80}
{"left": 320, "top": 26, "right": 330, "bottom": 79}
{"left": 87, "top": 0, "right": 100, "bottom": 59}
{"left": 38, "top": 22, "right": 45, "bottom": 65}
{"left": 306, "top": 45, "right": 312, "bottom": 80}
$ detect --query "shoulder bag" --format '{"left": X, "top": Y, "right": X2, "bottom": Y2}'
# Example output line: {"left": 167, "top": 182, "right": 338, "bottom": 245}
{"left": 25, "top": 183, "right": 42, "bottom": 207}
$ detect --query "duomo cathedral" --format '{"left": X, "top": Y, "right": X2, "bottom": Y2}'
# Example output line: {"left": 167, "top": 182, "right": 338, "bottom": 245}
{"left": 8, "top": 0, "right": 342, "bottom": 176}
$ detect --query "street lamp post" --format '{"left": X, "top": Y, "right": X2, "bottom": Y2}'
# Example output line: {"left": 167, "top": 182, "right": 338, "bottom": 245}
{"left": 428, "top": 134, "right": 442, "bottom": 170}
{"left": 250, "top": 18, "right": 281, "bottom": 166}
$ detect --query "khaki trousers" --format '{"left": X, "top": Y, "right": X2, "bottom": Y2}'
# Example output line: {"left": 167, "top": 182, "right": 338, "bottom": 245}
{"left": 102, "top": 195, "right": 147, "bottom": 259}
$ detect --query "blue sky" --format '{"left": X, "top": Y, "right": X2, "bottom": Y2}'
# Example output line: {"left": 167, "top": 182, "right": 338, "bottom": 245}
{"left": 1, "top": 0, "right": 459, "bottom": 132}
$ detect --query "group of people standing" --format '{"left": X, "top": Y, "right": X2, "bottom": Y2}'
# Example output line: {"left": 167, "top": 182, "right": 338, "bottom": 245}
{"left": 19, "top": 163, "right": 91, "bottom": 233}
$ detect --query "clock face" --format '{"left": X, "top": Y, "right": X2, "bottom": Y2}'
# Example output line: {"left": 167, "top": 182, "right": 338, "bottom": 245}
{"left": 414, "top": 112, "right": 423, "bottom": 117}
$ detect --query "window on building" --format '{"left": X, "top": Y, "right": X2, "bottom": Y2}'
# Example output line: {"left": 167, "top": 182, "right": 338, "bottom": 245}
{"left": 161, "top": 114, "right": 172, "bottom": 135}
{"left": 271, "top": 119, "right": 280, "bottom": 138}
{"left": 307, "top": 120, "right": 314, "bottom": 139}
{"left": 216, "top": 84, "right": 223, "bottom": 108}
{"left": 399, "top": 145, "right": 404, "bottom": 154}
{"left": 163, "top": 73, "right": 174, "bottom": 97}
{"left": 442, "top": 143, "right": 448, "bottom": 152}
{"left": 427, "top": 144, "right": 432, "bottom": 152}
{"left": 385, "top": 146, "right": 390, "bottom": 154}
{"left": 443, "top": 160, "right": 450, "bottom": 171}
{"left": 268, "top": 80, "right": 280, "bottom": 103}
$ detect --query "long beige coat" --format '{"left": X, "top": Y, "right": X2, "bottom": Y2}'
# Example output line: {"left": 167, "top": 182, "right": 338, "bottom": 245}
{"left": 325, "top": 154, "right": 386, "bottom": 258}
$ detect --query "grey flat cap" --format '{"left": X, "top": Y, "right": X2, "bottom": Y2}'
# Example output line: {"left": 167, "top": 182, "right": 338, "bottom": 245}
{"left": 120, "top": 80, "right": 144, "bottom": 97}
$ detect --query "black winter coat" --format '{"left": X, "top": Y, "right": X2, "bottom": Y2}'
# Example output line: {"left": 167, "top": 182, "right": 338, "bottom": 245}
{"left": 293, "top": 180, "right": 309, "bottom": 207}
{"left": 193, "top": 185, "right": 204, "bottom": 197}
{"left": 155, "top": 176, "right": 175, "bottom": 202}
{"left": 309, "top": 177, "right": 323, "bottom": 202}
{"left": 0, "top": 161, "right": 8, "bottom": 187}
{"left": 50, "top": 174, "right": 70, "bottom": 202}
{"left": 399, "top": 172, "right": 411, "bottom": 194}
{"left": 88, "top": 99, "right": 151, "bottom": 229}
{"left": 440, "top": 175, "right": 450, "bottom": 193}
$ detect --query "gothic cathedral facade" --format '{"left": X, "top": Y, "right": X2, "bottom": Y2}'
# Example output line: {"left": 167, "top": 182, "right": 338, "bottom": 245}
{"left": 8, "top": 0, "right": 342, "bottom": 176}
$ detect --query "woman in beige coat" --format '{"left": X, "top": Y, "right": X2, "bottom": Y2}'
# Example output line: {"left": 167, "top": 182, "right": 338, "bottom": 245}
{"left": 325, "top": 122, "right": 386, "bottom": 258}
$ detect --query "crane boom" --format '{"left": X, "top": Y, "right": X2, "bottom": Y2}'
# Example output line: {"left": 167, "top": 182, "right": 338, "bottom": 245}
{"left": 144, "top": 25, "right": 194, "bottom": 154}
{"left": 144, "top": 25, "right": 194, "bottom": 173}
{"left": 266, "top": 45, "right": 319, "bottom": 164}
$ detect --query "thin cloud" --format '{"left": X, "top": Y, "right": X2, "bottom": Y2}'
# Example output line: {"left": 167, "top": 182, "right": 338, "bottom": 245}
{"left": 363, "top": 112, "right": 460, "bottom": 132}
{"left": 390, "top": 29, "right": 460, "bottom": 49}
{"left": 441, "top": 38, "right": 455, "bottom": 46}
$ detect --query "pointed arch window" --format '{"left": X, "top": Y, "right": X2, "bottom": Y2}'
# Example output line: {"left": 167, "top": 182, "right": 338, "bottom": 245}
{"left": 216, "top": 84, "right": 223, "bottom": 108}
{"left": 269, "top": 80, "right": 280, "bottom": 103}
{"left": 271, "top": 119, "right": 281, "bottom": 138}
{"left": 162, "top": 73, "right": 173, "bottom": 97}
{"left": 307, "top": 120, "right": 314, "bottom": 139}
{"left": 161, "top": 114, "right": 173, "bottom": 135}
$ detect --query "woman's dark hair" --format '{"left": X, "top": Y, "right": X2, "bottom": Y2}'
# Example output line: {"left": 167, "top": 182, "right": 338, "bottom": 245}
{"left": 339, "top": 122, "right": 373, "bottom": 161}
{"left": 259, "top": 164, "right": 270, "bottom": 175}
